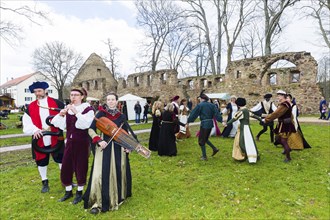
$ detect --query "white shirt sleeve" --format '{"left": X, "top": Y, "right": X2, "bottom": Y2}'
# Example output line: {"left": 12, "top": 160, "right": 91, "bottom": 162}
{"left": 75, "top": 109, "right": 94, "bottom": 130}
{"left": 52, "top": 114, "right": 67, "bottom": 130}
{"left": 272, "top": 102, "right": 277, "bottom": 111}
{"left": 22, "top": 112, "right": 40, "bottom": 135}
{"left": 250, "top": 103, "right": 262, "bottom": 112}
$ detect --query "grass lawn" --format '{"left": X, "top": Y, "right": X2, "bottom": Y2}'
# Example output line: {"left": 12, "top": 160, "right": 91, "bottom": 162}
{"left": 0, "top": 119, "right": 329, "bottom": 219}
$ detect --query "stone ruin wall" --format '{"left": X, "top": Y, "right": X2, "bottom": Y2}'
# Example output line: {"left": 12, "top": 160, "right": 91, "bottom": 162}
{"left": 72, "top": 53, "right": 118, "bottom": 100}
{"left": 116, "top": 51, "right": 321, "bottom": 114}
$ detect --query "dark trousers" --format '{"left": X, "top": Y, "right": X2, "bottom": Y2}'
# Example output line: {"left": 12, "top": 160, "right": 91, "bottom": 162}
{"left": 61, "top": 138, "right": 89, "bottom": 186}
{"left": 257, "top": 124, "right": 274, "bottom": 142}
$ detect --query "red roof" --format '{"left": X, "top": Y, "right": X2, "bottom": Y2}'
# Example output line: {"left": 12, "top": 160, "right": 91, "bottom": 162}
{"left": 0, "top": 72, "right": 37, "bottom": 88}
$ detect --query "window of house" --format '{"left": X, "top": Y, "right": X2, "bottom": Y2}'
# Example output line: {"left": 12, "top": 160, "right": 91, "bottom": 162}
{"left": 48, "top": 89, "right": 53, "bottom": 94}
{"left": 24, "top": 88, "right": 30, "bottom": 93}
{"left": 97, "top": 68, "right": 101, "bottom": 75}
{"left": 269, "top": 73, "right": 277, "bottom": 85}
{"left": 25, "top": 97, "right": 32, "bottom": 101}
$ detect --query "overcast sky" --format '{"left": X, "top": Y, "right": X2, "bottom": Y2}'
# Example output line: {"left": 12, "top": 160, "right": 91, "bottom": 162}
{"left": 0, "top": 0, "right": 328, "bottom": 85}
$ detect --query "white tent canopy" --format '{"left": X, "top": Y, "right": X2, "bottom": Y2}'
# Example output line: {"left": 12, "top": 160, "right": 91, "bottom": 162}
{"left": 86, "top": 97, "right": 99, "bottom": 101}
{"left": 206, "top": 93, "right": 230, "bottom": 100}
{"left": 118, "top": 94, "right": 147, "bottom": 120}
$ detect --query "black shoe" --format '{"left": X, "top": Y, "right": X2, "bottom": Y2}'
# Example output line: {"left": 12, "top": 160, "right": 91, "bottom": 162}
{"left": 283, "top": 158, "right": 291, "bottom": 163}
{"left": 41, "top": 179, "right": 49, "bottom": 193}
{"left": 211, "top": 148, "right": 219, "bottom": 156}
{"left": 200, "top": 156, "right": 207, "bottom": 161}
{"left": 58, "top": 191, "right": 73, "bottom": 202}
{"left": 90, "top": 208, "right": 99, "bottom": 214}
{"left": 256, "top": 136, "right": 260, "bottom": 141}
{"left": 72, "top": 191, "right": 83, "bottom": 205}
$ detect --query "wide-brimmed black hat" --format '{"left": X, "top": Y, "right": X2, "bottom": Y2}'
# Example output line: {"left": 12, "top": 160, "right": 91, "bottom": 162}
{"left": 198, "top": 90, "right": 209, "bottom": 101}
{"left": 29, "top": 81, "right": 49, "bottom": 93}
{"left": 235, "top": 97, "right": 246, "bottom": 106}
{"left": 264, "top": 93, "right": 272, "bottom": 99}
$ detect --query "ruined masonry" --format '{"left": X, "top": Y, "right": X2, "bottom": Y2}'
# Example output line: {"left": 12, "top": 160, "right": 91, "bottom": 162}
{"left": 73, "top": 51, "right": 322, "bottom": 114}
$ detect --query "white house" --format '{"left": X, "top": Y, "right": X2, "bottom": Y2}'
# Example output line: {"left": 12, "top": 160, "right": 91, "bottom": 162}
{"left": 0, "top": 72, "right": 59, "bottom": 108}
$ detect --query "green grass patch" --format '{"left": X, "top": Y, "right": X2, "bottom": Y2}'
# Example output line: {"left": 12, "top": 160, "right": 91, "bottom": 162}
{"left": 0, "top": 122, "right": 329, "bottom": 219}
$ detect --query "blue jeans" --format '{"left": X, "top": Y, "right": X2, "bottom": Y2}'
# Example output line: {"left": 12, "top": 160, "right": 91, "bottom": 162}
{"left": 135, "top": 113, "right": 140, "bottom": 123}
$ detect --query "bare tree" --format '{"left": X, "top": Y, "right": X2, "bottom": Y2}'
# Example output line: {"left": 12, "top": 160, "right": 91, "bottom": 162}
{"left": 33, "top": 41, "right": 83, "bottom": 101}
{"left": 317, "top": 55, "right": 330, "bottom": 100}
{"left": 222, "top": 0, "right": 256, "bottom": 65}
{"left": 0, "top": 2, "right": 48, "bottom": 46}
{"left": 262, "top": 0, "right": 299, "bottom": 55}
{"left": 236, "top": 22, "right": 263, "bottom": 59}
{"left": 185, "top": 0, "right": 217, "bottom": 75}
{"left": 103, "top": 38, "right": 120, "bottom": 79}
{"left": 302, "top": 0, "right": 330, "bottom": 48}
{"left": 135, "top": 0, "right": 186, "bottom": 71}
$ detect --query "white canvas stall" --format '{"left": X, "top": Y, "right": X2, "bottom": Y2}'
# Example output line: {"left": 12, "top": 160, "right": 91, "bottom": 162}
{"left": 206, "top": 93, "right": 231, "bottom": 100}
{"left": 118, "top": 94, "right": 147, "bottom": 120}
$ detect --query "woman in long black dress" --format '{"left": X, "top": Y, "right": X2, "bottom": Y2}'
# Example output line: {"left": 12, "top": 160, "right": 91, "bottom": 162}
{"left": 83, "top": 92, "right": 132, "bottom": 214}
{"left": 148, "top": 101, "right": 163, "bottom": 151}
{"left": 158, "top": 103, "right": 185, "bottom": 156}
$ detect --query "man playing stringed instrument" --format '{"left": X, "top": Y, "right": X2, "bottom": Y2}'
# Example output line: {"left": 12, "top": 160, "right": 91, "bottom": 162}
{"left": 22, "top": 81, "right": 64, "bottom": 193}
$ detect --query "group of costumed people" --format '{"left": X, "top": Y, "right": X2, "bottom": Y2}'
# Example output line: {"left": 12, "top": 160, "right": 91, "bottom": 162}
{"left": 148, "top": 90, "right": 311, "bottom": 163}
{"left": 23, "top": 81, "right": 138, "bottom": 214}
{"left": 23, "top": 81, "right": 311, "bottom": 215}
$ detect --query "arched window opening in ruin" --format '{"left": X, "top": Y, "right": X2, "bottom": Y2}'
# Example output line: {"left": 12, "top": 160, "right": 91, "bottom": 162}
{"left": 94, "top": 80, "right": 98, "bottom": 90}
{"left": 134, "top": 76, "right": 139, "bottom": 87}
{"left": 207, "top": 81, "right": 212, "bottom": 88}
{"left": 122, "top": 80, "right": 127, "bottom": 89}
{"left": 271, "top": 60, "right": 296, "bottom": 69}
{"left": 249, "top": 73, "right": 257, "bottom": 79}
{"left": 97, "top": 68, "right": 101, "bottom": 75}
{"left": 188, "top": 80, "right": 194, "bottom": 89}
{"left": 200, "top": 79, "right": 207, "bottom": 88}
{"left": 78, "top": 83, "right": 82, "bottom": 87}
{"left": 269, "top": 73, "right": 277, "bottom": 85}
{"left": 86, "top": 82, "right": 90, "bottom": 91}
{"left": 147, "top": 75, "right": 151, "bottom": 86}
{"left": 236, "top": 71, "right": 241, "bottom": 78}
{"left": 178, "top": 80, "right": 182, "bottom": 86}
{"left": 291, "top": 70, "right": 300, "bottom": 83}
{"left": 161, "top": 73, "right": 167, "bottom": 84}
{"left": 214, "top": 77, "right": 223, "bottom": 83}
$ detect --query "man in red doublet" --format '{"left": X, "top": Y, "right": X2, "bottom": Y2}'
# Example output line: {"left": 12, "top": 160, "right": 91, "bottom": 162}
{"left": 22, "top": 81, "right": 64, "bottom": 193}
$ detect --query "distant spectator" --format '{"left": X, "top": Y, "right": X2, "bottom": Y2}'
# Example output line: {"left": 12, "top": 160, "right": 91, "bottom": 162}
{"left": 327, "top": 101, "right": 330, "bottom": 120}
{"left": 319, "top": 96, "right": 326, "bottom": 119}
{"left": 142, "top": 102, "right": 149, "bottom": 123}
{"left": 320, "top": 103, "right": 327, "bottom": 120}
{"left": 134, "top": 101, "right": 142, "bottom": 123}
{"left": 122, "top": 101, "right": 128, "bottom": 120}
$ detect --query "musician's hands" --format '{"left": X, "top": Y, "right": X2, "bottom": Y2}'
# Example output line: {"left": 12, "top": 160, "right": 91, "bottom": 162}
{"left": 66, "top": 104, "right": 78, "bottom": 115}
{"left": 33, "top": 129, "right": 43, "bottom": 139}
{"left": 98, "top": 140, "right": 108, "bottom": 149}
{"left": 123, "top": 148, "right": 132, "bottom": 153}
{"left": 222, "top": 122, "right": 227, "bottom": 127}
{"left": 59, "top": 109, "right": 67, "bottom": 117}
